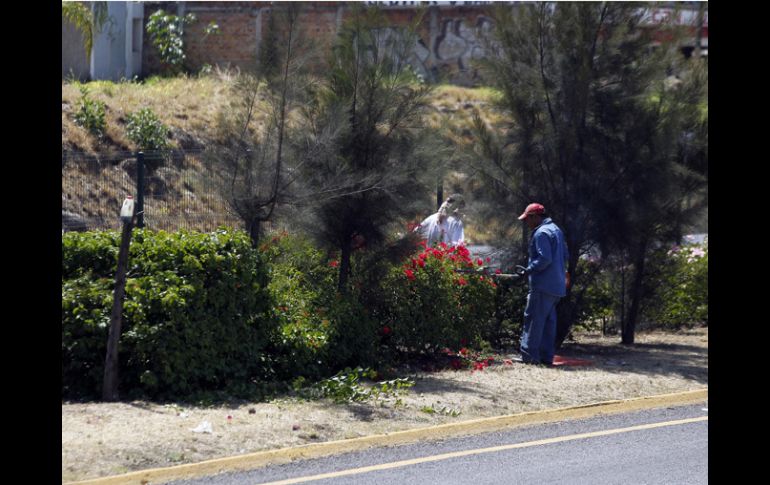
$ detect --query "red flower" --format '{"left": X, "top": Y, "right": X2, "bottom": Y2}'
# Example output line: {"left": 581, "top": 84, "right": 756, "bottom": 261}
{"left": 477, "top": 258, "right": 483, "bottom": 266}
{"left": 459, "top": 347, "right": 468, "bottom": 355}
{"left": 381, "top": 326, "right": 392, "bottom": 335}
{"left": 329, "top": 260, "right": 339, "bottom": 267}
{"left": 495, "top": 268, "right": 502, "bottom": 274}
{"left": 404, "top": 269, "right": 416, "bottom": 280}
{"left": 489, "top": 281, "right": 497, "bottom": 288}
{"left": 417, "top": 259, "right": 425, "bottom": 268}
{"left": 457, "top": 277, "right": 467, "bottom": 286}
{"left": 485, "top": 257, "right": 491, "bottom": 263}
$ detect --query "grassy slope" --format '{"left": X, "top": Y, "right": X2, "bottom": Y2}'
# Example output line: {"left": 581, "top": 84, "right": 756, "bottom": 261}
{"left": 62, "top": 73, "right": 507, "bottom": 241}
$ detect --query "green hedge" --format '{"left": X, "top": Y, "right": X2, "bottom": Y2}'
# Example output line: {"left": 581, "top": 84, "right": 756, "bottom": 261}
{"left": 62, "top": 228, "right": 274, "bottom": 400}
{"left": 260, "top": 233, "right": 378, "bottom": 381}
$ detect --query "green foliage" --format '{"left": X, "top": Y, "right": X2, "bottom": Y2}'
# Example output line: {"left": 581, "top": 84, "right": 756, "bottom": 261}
{"left": 124, "top": 108, "right": 170, "bottom": 151}
{"left": 571, "top": 259, "right": 615, "bottom": 332}
{"left": 73, "top": 87, "right": 106, "bottom": 137}
{"left": 420, "top": 404, "right": 462, "bottom": 417}
{"left": 145, "top": 9, "right": 198, "bottom": 74}
{"left": 377, "top": 242, "right": 498, "bottom": 357}
{"left": 642, "top": 241, "right": 708, "bottom": 328}
{"left": 62, "top": 228, "right": 274, "bottom": 400}
{"left": 477, "top": 2, "right": 708, "bottom": 343}
{"left": 298, "top": 4, "right": 441, "bottom": 292}
{"left": 261, "top": 232, "right": 379, "bottom": 379}
{"left": 297, "top": 367, "right": 414, "bottom": 404}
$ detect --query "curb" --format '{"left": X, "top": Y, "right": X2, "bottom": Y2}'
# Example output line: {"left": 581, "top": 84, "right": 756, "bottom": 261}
{"left": 66, "top": 388, "right": 707, "bottom": 485}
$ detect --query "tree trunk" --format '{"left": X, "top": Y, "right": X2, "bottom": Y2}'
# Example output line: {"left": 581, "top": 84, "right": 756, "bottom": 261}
{"left": 248, "top": 218, "right": 262, "bottom": 248}
{"left": 621, "top": 238, "right": 648, "bottom": 345}
{"left": 338, "top": 238, "right": 352, "bottom": 294}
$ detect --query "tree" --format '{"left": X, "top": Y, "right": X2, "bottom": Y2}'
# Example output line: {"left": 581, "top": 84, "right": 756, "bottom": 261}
{"left": 145, "top": 9, "right": 220, "bottom": 75}
{"left": 472, "top": 2, "right": 707, "bottom": 346}
{"left": 295, "top": 5, "right": 444, "bottom": 293}
{"left": 206, "top": 3, "right": 311, "bottom": 247}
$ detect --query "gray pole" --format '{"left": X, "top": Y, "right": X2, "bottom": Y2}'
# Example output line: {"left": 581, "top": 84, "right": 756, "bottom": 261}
{"left": 136, "top": 151, "right": 145, "bottom": 228}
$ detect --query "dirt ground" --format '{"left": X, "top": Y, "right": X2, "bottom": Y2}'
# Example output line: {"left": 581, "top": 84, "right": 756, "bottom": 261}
{"left": 61, "top": 328, "right": 708, "bottom": 483}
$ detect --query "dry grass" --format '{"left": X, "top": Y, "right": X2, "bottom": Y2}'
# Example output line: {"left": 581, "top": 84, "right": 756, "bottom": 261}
{"left": 62, "top": 78, "right": 509, "bottom": 234}
{"left": 62, "top": 75, "right": 232, "bottom": 153}
{"left": 61, "top": 328, "right": 707, "bottom": 483}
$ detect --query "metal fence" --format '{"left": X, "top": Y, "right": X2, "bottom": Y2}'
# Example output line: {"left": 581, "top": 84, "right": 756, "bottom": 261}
{"left": 62, "top": 149, "right": 242, "bottom": 232}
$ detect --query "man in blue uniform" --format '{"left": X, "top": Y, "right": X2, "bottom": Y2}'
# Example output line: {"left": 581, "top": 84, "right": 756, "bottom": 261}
{"left": 517, "top": 203, "right": 569, "bottom": 366}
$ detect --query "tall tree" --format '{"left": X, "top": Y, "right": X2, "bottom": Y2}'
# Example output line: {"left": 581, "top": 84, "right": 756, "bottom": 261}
{"left": 296, "top": 5, "right": 443, "bottom": 292}
{"left": 472, "top": 2, "right": 707, "bottom": 346}
{"left": 206, "top": 3, "right": 313, "bottom": 246}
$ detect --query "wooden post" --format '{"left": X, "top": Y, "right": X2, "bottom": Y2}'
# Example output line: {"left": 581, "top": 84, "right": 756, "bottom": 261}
{"left": 102, "top": 212, "right": 134, "bottom": 401}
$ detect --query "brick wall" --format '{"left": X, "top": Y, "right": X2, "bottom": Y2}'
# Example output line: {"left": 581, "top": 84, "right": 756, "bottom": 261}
{"left": 141, "top": 2, "right": 494, "bottom": 84}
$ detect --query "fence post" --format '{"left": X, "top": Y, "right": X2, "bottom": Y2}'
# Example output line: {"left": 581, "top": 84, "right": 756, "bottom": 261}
{"left": 136, "top": 151, "right": 145, "bottom": 228}
{"left": 103, "top": 201, "right": 135, "bottom": 401}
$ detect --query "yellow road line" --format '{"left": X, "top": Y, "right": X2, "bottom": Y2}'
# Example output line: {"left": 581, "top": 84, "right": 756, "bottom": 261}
{"left": 260, "top": 416, "right": 709, "bottom": 485}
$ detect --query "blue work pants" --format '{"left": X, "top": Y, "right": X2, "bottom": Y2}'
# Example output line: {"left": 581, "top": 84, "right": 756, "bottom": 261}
{"left": 520, "top": 290, "right": 561, "bottom": 365}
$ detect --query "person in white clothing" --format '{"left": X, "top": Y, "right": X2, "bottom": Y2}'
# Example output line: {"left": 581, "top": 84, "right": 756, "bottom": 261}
{"left": 415, "top": 194, "right": 466, "bottom": 246}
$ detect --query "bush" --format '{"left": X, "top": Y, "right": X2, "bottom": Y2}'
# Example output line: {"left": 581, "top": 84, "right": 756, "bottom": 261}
{"left": 376, "top": 242, "right": 498, "bottom": 357}
{"left": 261, "top": 233, "right": 378, "bottom": 380}
{"left": 73, "top": 86, "right": 106, "bottom": 137}
{"left": 643, "top": 239, "right": 708, "bottom": 328}
{"left": 125, "top": 108, "right": 170, "bottom": 152}
{"left": 571, "top": 258, "right": 615, "bottom": 333}
{"left": 62, "top": 228, "right": 274, "bottom": 400}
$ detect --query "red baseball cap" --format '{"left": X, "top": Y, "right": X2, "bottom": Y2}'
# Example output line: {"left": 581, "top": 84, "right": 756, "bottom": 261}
{"left": 518, "top": 203, "right": 545, "bottom": 220}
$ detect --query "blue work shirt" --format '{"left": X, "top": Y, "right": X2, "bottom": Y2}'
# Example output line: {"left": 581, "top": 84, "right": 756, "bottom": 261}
{"left": 526, "top": 217, "right": 568, "bottom": 297}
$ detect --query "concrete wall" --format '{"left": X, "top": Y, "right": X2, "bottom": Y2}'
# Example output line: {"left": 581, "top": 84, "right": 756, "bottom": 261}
{"left": 62, "top": 19, "right": 90, "bottom": 81}
{"left": 90, "top": 2, "right": 145, "bottom": 81}
{"left": 63, "top": 2, "right": 144, "bottom": 82}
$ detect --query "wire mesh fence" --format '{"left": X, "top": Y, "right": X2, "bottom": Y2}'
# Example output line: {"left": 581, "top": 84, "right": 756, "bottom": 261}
{"left": 62, "top": 149, "right": 243, "bottom": 232}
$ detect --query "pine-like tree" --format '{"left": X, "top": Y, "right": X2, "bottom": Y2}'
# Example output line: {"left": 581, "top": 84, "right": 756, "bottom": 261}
{"left": 473, "top": 2, "right": 707, "bottom": 345}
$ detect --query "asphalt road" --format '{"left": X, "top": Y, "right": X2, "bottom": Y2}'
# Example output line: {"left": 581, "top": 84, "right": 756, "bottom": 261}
{"left": 167, "top": 402, "right": 708, "bottom": 485}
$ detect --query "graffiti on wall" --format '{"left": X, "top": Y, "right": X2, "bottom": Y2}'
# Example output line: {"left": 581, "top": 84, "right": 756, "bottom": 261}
{"left": 378, "top": 15, "right": 493, "bottom": 84}
{"left": 435, "top": 16, "right": 492, "bottom": 74}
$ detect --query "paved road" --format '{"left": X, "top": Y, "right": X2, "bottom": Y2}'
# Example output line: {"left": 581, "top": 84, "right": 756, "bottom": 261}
{"left": 167, "top": 403, "right": 708, "bottom": 485}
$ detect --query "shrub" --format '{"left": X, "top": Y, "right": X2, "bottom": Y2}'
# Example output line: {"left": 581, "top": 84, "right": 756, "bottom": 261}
{"left": 376, "top": 242, "right": 498, "bottom": 357}
{"left": 261, "top": 232, "right": 378, "bottom": 380}
{"left": 571, "top": 258, "right": 615, "bottom": 333}
{"left": 62, "top": 228, "right": 274, "bottom": 400}
{"left": 125, "top": 108, "right": 170, "bottom": 152}
{"left": 73, "top": 86, "right": 106, "bottom": 137}
{"left": 643, "top": 239, "right": 708, "bottom": 328}
{"left": 145, "top": 9, "right": 219, "bottom": 75}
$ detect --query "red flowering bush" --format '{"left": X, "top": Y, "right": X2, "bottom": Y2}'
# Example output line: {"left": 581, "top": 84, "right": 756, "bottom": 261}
{"left": 378, "top": 241, "right": 498, "bottom": 357}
